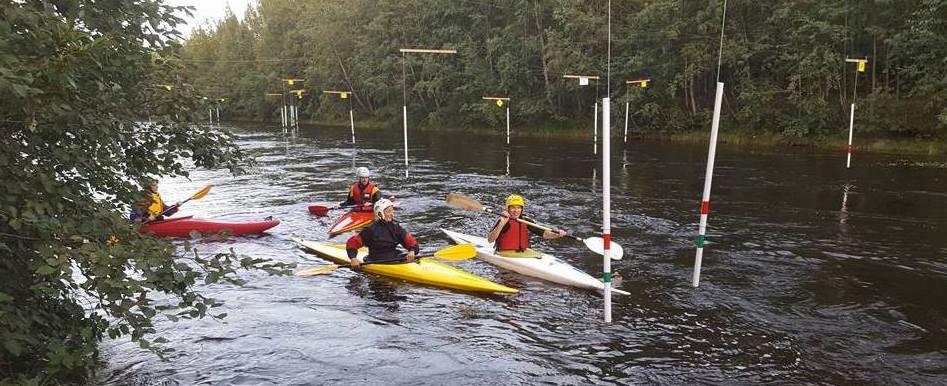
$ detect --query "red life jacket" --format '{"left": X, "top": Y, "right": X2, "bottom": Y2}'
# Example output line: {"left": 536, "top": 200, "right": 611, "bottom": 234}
{"left": 349, "top": 182, "right": 378, "bottom": 211}
{"left": 495, "top": 218, "right": 530, "bottom": 252}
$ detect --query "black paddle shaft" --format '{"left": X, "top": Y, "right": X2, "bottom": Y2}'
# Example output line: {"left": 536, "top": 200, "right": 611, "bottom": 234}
{"left": 347, "top": 254, "right": 421, "bottom": 268}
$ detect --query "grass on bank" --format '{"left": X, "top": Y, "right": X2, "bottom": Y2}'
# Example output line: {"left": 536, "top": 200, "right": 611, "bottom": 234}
{"left": 244, "top": 118, "right": 947, "bottom": 156}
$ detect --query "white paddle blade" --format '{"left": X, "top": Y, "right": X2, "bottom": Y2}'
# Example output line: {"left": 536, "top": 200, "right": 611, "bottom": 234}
{"left": 295, "top": 266, "right": 339, "bottom": 276}
{"left": 584, "top": 237, "right": 624, "bottom": 260}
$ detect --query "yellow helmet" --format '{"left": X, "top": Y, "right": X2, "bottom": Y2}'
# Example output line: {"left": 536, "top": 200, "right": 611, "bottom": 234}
{"left": 506, "top": 194, "right": 525, "bottom": 208}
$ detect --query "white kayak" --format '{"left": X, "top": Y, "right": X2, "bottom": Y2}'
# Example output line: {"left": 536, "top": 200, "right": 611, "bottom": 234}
{"left": 442, "top": 229, "right": 629, "bottom": 295}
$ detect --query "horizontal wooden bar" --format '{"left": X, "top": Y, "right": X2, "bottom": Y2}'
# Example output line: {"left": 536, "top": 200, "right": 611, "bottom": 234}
{"left": 399, "top": 48, "right": 457, "bottom": 54}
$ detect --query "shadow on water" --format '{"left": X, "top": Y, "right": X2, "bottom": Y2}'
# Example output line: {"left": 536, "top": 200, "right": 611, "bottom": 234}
{"left": 97, "top": 123, "right": 947, "bottom": 385}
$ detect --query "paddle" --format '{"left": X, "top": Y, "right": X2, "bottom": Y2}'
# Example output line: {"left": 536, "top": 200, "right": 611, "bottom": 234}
{"left": 148, "top": 185, "right": 212, "bottom": 221}
{"left": 309, "top": 197, "right": 399, "bottom": 216}
{"left": 295, "top": 243, "right": 477, "bottom": 276}
{"left": 445, "top": 192, "right": 624, "bottom": 260}
{"left": 307, "top": 203, "right": 360, "bottom": 216}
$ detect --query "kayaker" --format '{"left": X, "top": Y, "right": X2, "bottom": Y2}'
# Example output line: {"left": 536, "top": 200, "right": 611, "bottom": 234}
{"left": 129, "top": 179, "right": 178, "bottom": 222}
{"left": 340, "top": 166, "right": 381, "bottom": 212}
{"left": 487, "top": 194, "right": 566, "bottom": 251}
{"left": 345, "top": 198, "right": 419, "bottom": 268}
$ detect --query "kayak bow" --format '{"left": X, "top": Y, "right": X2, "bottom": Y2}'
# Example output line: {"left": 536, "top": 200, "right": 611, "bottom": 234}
{"left": 327, "top": 210, "right": 374, "bottom": 237}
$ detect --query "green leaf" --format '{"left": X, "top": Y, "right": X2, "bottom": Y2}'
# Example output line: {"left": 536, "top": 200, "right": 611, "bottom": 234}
{"left": 3, "top": 339, "right": 22, "bottom": 356}
{"left": 36, "top": 265, "right": 59, "bottom": 275}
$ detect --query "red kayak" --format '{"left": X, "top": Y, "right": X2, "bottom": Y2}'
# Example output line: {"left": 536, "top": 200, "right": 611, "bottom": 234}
{"left": 140, "top": 216, "right": 280, "bottom": 237}
{"left": 327, "top": 211, "right": 374, "bottom": 237}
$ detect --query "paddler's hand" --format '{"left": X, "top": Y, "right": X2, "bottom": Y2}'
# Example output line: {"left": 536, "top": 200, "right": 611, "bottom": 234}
{"left": 405, "top": 251, "right": 416, "bottom": 263}
{"left": 499, "top": 211, "right": 511, "bottom": 224}
{"left": 350, "top": 258, "right": 362, "bottom": 269}
{"left": 556, "top": 229, "right": 568, "bottom": 238}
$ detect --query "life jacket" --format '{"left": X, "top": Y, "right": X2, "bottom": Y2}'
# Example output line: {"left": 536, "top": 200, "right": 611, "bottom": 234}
{"left": 349, "top": 182, "right": 379, "bottom": 211}
{"left": 495, "top": 218, "right": 530, "bottom": 252}
{"left": 146, "top": 192, "right": 165, "bottom": 216}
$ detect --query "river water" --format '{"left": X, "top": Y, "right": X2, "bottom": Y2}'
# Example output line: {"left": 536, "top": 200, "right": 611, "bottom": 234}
{"left": 98, "top": 124, "right": 947, "bottom": 385}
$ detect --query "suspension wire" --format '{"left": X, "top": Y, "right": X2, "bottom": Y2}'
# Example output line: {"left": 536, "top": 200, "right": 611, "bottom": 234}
{"left": 607, "top": 0, "right": 611, "bottom": 96}
{"left": 715, "top": 0, "right": 729, "bottom": 83}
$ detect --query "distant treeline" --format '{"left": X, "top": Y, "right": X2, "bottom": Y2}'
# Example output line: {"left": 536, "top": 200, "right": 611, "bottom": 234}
{"left": 180, "top": 0, "right": 947, "bottom": 139}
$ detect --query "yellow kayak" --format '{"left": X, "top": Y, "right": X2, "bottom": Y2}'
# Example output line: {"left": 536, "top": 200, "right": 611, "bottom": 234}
{"left": 292, "top": 238, "right": 518, "bottom": 294}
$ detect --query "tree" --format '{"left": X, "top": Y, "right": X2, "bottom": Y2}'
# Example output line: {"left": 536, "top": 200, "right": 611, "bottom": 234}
{"left": 177, "top": 0, "right": 947, "bottom": 141}
{"left": 0, "top": 1, "right": 287, "bottom": 383}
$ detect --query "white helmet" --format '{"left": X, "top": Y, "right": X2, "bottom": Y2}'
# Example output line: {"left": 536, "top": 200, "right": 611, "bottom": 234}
{"left": 356, "top": 167, "right": 370, "bottom": 178}
{"left": 373, "top": 198, "right": 395, "bottom": 220}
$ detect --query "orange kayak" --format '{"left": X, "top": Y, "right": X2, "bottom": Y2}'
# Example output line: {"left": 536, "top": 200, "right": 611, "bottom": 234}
{"left": 328, "top": 211, "right": 374, "bottom": 237}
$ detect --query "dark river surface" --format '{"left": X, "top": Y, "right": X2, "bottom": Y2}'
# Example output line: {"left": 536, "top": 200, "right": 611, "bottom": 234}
{"left": 98, "top": 124, "right": 947, "bottom": 385}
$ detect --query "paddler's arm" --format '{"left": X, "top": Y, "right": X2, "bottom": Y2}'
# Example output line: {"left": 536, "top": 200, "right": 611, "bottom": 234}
{"left": 486, "top": 215, "right": 509, "bottom": 243}
{"left": 522, "top": 216, "right": 566, "bottom": 240}
{"left": 397, "top": 226, "right": 419, "bottom": 263}
{"left": 369, "top": 188, "right": 381, "bottom": 204}
{"left": 541, "top": 228, "right": 567, "bottom": 240}
{"left": 340, "top": 195, "right": 356, "bottom": 208}
{"left": 340, "top": 185, "right": 357, "bottom": 207}
{"left": 345, "top": 233, "right": 365, "bottom": 268}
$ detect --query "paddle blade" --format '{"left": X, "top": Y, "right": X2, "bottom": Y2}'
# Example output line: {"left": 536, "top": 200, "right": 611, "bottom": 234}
{"left": 294, "top": 265, "right": 340, "bottom": 276}
{"left": 191, "top": 185, "right": 212, "bottom": 200}
{"left": 308, "top": 205, "right": 330, "bottom": 216}
{"left": 446, "top": 192, "right": 483, "bottom": 212}
{"left": 583, "top": 237, "right": 624, "bottom": 260}
{"left": 433, "top": 243, "right": 478, "bottom": 261}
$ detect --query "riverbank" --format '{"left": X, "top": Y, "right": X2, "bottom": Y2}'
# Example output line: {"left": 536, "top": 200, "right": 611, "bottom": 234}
{"left": 249, "top": 118, "right": 947, "bottom": 156}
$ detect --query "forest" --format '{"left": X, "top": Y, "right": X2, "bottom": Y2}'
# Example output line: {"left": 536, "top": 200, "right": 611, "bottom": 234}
{"left": 180, "top": 0, "right": 947, "bottom": 140}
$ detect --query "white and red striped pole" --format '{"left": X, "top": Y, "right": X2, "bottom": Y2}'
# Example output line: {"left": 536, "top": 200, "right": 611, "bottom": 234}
{"left": 693, "top": 83, "right": 724, "bottom": 288}
{"left": 602, "top": 0, "right": 613, "bottom": 322}
{"left": 602, "top": 96, "right": 612, "bottom": 322}
{"left": 692, "top": 0, "right": 728, "bottom": 288}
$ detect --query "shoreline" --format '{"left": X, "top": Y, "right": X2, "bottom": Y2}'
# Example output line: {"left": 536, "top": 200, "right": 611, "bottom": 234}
{"left": 235, "top": 118, "right": 947, "bottom": 157}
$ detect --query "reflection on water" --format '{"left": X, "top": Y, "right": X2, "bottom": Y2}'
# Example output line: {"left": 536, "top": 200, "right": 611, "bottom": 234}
{"left": 505, "top": 149, "right": 510, "bottom": 177}
{"left": 839, "top": 182, "right": 852, "bottom": 224}
{"left": 98, "top": 124, "right": 947, "bottom": 385}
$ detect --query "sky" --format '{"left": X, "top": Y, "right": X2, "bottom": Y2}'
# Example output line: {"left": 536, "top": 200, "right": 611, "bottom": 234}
{"left": 164, "top": 0, "right": 253, "bottom": 37}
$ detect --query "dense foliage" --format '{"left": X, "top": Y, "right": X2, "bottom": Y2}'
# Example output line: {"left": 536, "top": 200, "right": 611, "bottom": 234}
{"left": 0, "top": 1, "right": 286, "bottom": 383}
{"left": 181, "top": 0, "right": 947, "bottom": 139}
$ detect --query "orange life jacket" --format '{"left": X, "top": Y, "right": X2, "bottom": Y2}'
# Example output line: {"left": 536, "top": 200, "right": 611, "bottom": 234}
{"left": 495, "top": 218, "right": 530, "bottom": 251}
{"left": 349, "top": 182, "right": 379, "bottom": 211}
